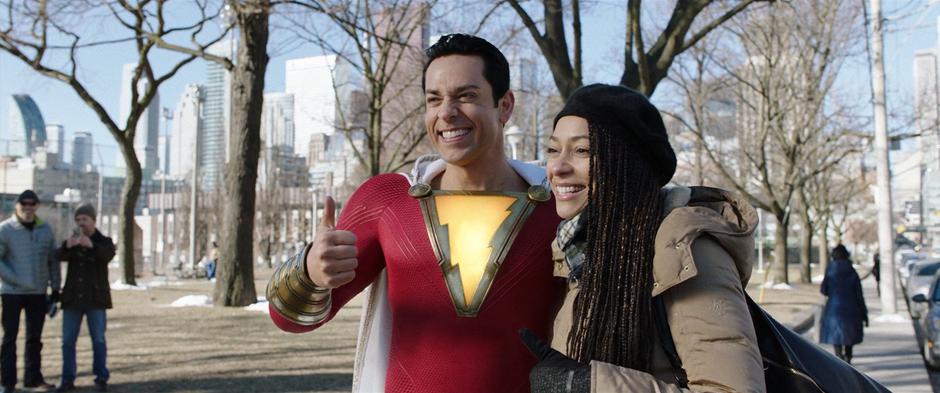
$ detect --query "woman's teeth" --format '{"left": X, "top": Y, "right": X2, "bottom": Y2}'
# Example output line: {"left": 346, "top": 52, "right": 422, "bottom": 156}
{"left": 557, "top": 185, "right": 584, "bottom": 194}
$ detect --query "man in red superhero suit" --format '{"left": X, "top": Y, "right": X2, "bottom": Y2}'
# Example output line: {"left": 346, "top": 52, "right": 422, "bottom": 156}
{"left": 266, "top": 34, "right": 564, "bottom": 392}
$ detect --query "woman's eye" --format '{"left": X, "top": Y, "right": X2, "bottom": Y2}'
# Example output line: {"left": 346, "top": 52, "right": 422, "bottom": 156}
{"left": 575, "top": 147, "right": 590, "bottom": 155}
{"left": 546, "top": 147, "right": 559, "bottom": 155}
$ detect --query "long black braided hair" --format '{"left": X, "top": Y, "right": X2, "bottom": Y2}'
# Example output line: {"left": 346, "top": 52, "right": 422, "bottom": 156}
{"left": 561, "top": 86, "right": 674, "bottom": 371}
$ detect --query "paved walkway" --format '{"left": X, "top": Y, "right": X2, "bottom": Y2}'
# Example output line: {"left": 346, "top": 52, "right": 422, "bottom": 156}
{"left": 744, "top": 265, "right": 933, "bottom": 391}
{"left": 849, "top": 276, "right": 931, "bottom": 392}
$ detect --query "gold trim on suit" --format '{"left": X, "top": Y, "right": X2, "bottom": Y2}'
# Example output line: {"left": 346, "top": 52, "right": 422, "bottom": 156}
{"left": 266, "top": 243, "right": 332, "bottom": 325}
{"left": 412, "top": 184, "right": 549, "bottom": 317}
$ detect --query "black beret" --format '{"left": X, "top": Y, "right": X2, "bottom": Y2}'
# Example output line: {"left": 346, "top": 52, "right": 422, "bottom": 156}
{"left": 554, "top": 84, "right": 676, "bottom": 187}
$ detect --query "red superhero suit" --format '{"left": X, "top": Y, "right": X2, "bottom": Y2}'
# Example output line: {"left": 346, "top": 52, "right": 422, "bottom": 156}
{"left": 269, "top": 159, "right": 564, "bottom": 393}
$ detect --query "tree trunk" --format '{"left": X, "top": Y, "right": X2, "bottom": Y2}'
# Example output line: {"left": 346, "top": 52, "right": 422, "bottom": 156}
{"left": 796, "top": 188, "right": 812, "bottom": 284}
{"left": 818, "top": 220, "right": 829, "bottom": 278}
{"left": 369, "top": 96, "right": 383, "bottom": 176}
{"left": 694, "top": 137, "right": 705, "bottom": 186}
{"left": 771, "top": 213, "right": 789, "bottom": 284}
{"left": 798, "top": 212, "right": 812, "bottom": 284}
{"left": 117, "top": 140, "right": 142, "bottom": 286}
{"left": 214, "top": 2, "right": 269, "bottom": 307}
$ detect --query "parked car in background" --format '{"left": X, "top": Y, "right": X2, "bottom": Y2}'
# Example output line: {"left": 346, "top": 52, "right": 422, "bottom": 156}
{"left": 900, "top": 252, "right": 930, "bottom": 285}
{"left": 908, "top": 260, "right": 940, "bottom": 319}
{"left": 912, "top": 276, "right": 940, "bottom": 370}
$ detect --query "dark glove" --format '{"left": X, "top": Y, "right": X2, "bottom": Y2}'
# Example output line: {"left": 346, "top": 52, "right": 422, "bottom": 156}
{"left": 49, "top": 291, "right": 60, "bottom": 304}
{"left": 519, "top": 328, "right": 590, "bottom": 393}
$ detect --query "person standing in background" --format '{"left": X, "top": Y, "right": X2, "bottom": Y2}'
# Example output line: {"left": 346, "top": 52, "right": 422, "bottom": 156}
{"left": 0, "top": 190, "right": 60, "bottom": 392}
{"left": 820, "top": 244, "right": 868, "bottom": 364}
{"left": 55, "top": 204, "right": 114, "bottom": 392}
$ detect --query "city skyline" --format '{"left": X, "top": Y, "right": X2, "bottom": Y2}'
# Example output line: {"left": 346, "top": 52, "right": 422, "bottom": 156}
{"left": 0, "top": 1, "right": 934, "bottom": 180}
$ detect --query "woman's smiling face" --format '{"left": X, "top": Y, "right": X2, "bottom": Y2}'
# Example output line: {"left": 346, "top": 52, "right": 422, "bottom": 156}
{"left": 547, "top": 116, "right": 591, "bottom": 220}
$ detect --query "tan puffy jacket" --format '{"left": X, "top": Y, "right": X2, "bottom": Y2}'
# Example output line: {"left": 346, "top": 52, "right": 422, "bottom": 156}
{"left": 550, "top": 186, "right": 766, "bottom": 393}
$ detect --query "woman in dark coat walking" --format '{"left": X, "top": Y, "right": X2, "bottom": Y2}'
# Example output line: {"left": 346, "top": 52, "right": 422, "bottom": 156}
{"left": 820, "top": 244, "right": 868, "bottom": 364}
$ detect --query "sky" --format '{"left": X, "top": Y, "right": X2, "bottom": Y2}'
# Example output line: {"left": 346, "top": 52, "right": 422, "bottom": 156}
{"left": 0, "top": 1, "right": 936, "bottom": 177}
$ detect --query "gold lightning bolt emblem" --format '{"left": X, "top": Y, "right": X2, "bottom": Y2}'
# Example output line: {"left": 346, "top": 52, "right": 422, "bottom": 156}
{"left": 435, "top": 195, "right": 516, "bottom": 307}
{"left": 412, "top": 184, "right": 548, "bottom": 317}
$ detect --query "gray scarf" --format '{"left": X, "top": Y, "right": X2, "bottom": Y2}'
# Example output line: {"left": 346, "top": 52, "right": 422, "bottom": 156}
{"left": 555, "top": 212, "right": 586, "bottom": 281}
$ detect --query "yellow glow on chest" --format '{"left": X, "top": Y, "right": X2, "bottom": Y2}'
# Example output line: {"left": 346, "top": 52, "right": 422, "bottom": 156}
{"left": 434, "top": 195, "right": 516, "bottom": 306}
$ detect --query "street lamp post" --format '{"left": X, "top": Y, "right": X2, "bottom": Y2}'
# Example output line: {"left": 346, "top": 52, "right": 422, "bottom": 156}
{"left": 157, "top": 170, "right": 167, "bottom": 275}
{"left": 55, "top": 188, "right": 82, "bottom": 231}
{"left": 189, "top": 129, "right": 200, "bottom": 271}
{"left": 505, "top": 125, "right": 525, "bottom": 161}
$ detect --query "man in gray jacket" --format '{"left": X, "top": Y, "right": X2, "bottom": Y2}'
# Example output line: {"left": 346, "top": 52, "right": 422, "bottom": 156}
{"left": 0, "top": 190, "right": 60, "bottom": 392}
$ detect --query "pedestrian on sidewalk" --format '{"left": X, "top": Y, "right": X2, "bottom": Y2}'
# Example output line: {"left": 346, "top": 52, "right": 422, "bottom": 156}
{"left": 820, "top": 244, "right": 868, "bottom": 364}
{"left": 54, "top": 204, "right": 114, "bottom": 392}
{"left": 872, "top": 252, "right": 881, "bottom": 297}
{"left": 0, "top": 190, "right": 60, "bottom": 392}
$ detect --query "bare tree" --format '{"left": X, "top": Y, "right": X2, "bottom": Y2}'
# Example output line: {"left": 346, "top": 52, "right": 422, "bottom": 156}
{"left": 282, "top": 0, "right": 435, "bottom": 176}
{"left": 798, "top": 157, "right": 871, "bottom": 278}
{"left": 666, "top": 0, "right": 864, "bottom": 284}
{"left": 0, "top": 1, "right": 227, "bottom": 285}
{"left": 255, "top": 146, "right": 285, "bottom": 269}
{"left": 505, "top": 0, "right": 771, "bottom": 98}
{"left": 147, "top": 0, "right": 271, "bottom": 306}
{"left": 214, "top": 0, "right": 270, "bottom": 306}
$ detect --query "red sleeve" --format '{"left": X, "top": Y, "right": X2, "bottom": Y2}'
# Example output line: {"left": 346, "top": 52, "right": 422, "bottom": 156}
{"left": 269, "top": 174, "right": 400, "bottom": 333}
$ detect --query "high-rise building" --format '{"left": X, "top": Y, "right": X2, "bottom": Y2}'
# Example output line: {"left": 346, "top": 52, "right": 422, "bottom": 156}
{"left": 914, "top": 43, "right": 940, "bottom": 243}
{"left": 71, "top": 132, "right": 94, "bottom": 171}
{"left": 202, "top": 39, "right": 234, "bottom": 189}
{"left": 6, "top": 94, "right": 47, "bottom": 157}
{"left": 261, "top": 92, "right": 295, "bottom": 148}
{"left": 119, "top": 64, "right": 161, "bottom": 179}
{"left": 44, "top": 124, "right": 66, "bottom": 166}
{"left": 170, "top": 84, "right": 205, "bottom": 179}
{"left": 374, "top": 3, "right": 430, "bottom": 164}
{"left": 285, "top": 55, "right": 340, "bottom": 159}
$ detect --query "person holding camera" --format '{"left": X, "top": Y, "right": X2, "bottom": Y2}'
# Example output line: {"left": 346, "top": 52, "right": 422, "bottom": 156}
{"left": 54, "top": 204, "right": 114, "bottom": 392}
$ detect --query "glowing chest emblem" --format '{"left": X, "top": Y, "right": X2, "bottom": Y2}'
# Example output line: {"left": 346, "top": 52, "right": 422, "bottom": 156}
{"left": 411, "top": 184, "right": 550, "bottom": 317}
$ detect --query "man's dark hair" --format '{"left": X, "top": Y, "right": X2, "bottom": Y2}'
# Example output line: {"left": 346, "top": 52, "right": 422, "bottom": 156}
{"left": 423, "top": 33, "right": 510, "bottom": 106}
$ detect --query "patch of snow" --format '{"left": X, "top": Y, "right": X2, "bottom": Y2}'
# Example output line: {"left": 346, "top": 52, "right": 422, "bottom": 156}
{"left": 761, "top": 282, "right": 793, "bottom": 290}
{"left": 145, "top": 279, "right": 182, "bottom": 288}
{"left": 873, "top": 313, "right": 909, "bottom": 324}
{"left": 169, "top": 295, "right": 212, "bottom": 308}
{"left": 111, "top": 281, "right": 147, "bottom": 291}
{"left": 245, "top": 300, "right": 269, "bottom": 313}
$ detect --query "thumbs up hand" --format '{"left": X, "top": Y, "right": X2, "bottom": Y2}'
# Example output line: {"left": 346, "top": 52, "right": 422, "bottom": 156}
{"left": 306, "top": 196, "right": 359, "bottom": 288}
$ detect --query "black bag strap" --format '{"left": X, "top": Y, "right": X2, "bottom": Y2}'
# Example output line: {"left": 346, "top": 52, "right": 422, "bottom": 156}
{"left": 652, "top": 295, "right": 689, "bottom": 388}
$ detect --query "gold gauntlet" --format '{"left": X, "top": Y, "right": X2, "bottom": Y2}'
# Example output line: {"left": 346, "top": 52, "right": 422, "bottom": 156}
{"left": 266, "top": 243, "right": 332, "bottom": 325}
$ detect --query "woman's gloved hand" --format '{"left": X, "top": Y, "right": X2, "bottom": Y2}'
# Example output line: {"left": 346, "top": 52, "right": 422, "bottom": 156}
{"left": 519, "top": 328, "right": 590, "bottom": 393}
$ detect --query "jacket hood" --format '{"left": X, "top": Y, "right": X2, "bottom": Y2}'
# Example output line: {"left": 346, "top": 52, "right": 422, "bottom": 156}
{"left": 652, "top": 186, "right": 758, "bottom": 297}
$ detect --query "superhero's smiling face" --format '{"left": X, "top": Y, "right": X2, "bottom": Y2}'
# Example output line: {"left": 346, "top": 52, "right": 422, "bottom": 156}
{"left": 547, "top": 116, "right": 590, "bottom": 220}
{"left": 424, "top": 55, "right": 514, "bottom": 167}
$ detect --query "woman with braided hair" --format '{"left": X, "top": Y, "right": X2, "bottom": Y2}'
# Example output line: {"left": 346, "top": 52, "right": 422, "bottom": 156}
{"left": 521, "top": 84, "right": 766, "bottom": 392}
